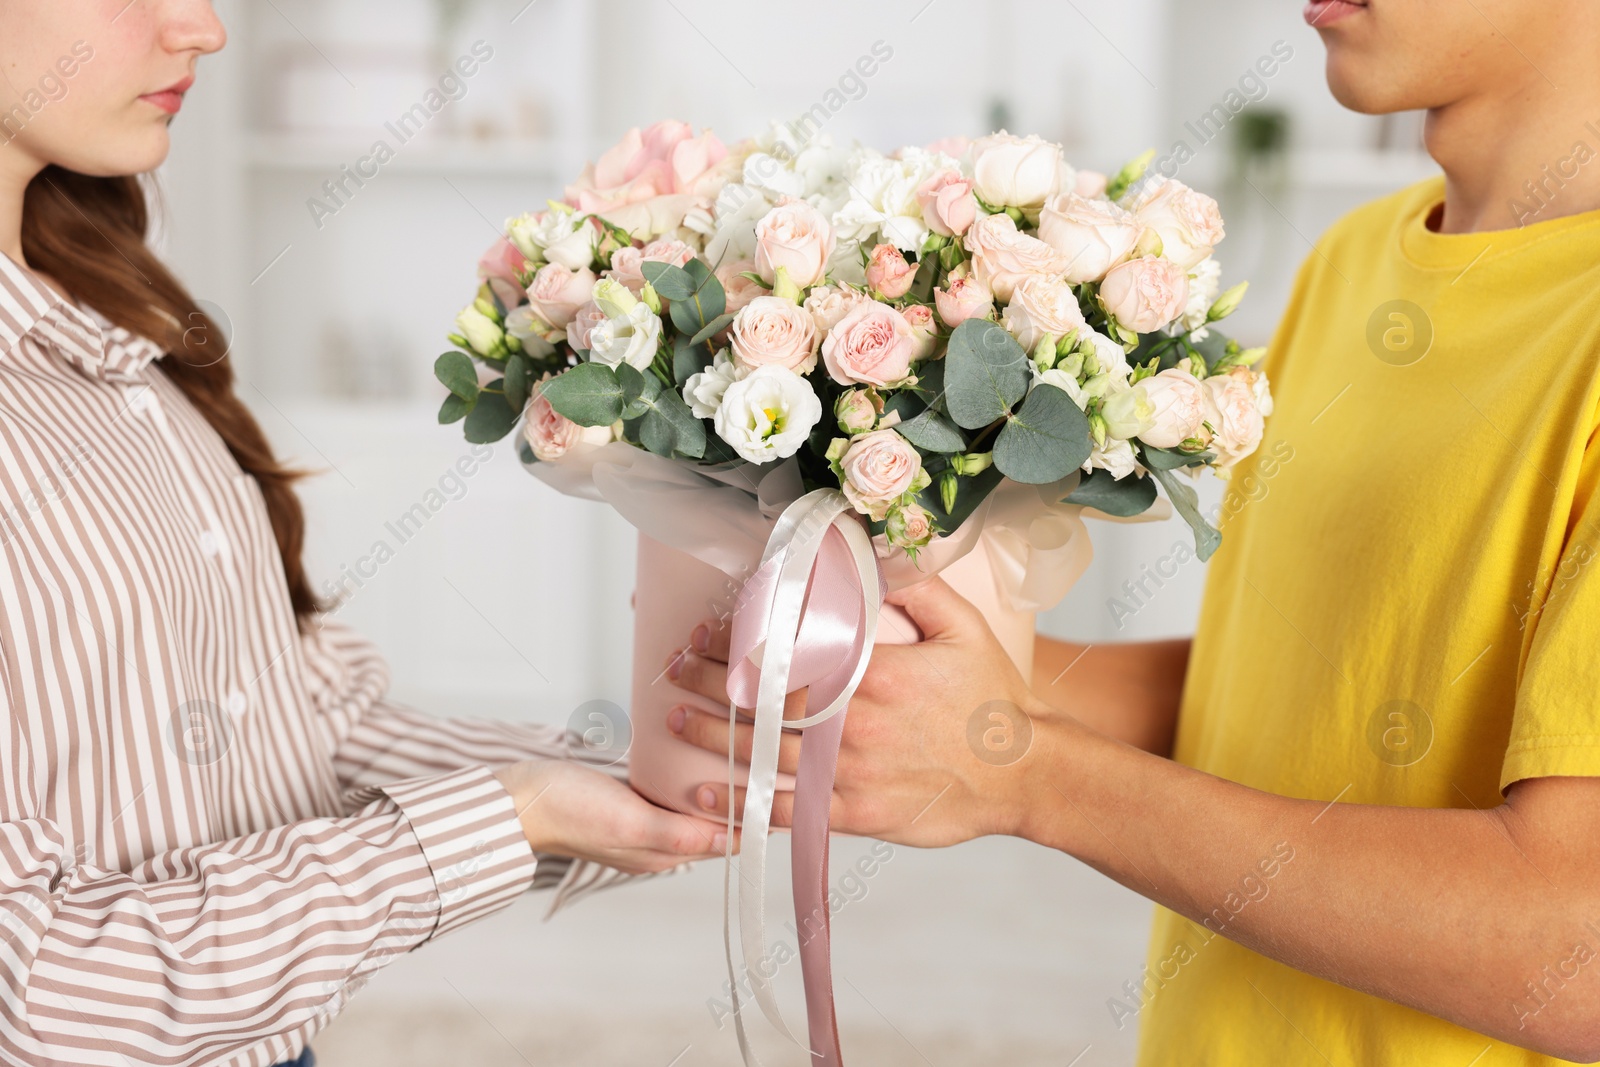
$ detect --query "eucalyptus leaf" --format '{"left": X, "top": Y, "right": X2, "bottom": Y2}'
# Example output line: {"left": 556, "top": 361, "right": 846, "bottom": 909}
{"left": 641, "top": 261, "right": 694, "bottom": 300}
{"left": 1150, "top": 466, "right": 1222, "bottom": 561}
{"left": 690, "top": 312, "right": 736, "bottom": 346}
{"left": 944, "top": 319, "right": 1029, "bottom": 430}
{"left": 894, "top": 408, "right": 967, "bottom": 453}
{"left": 673, "top": 334, "right": 711, "bottom": 385}
{"left": 434, "top": 351, "right": 479, "bottom": 401}
{"left": 503, "top": 353, "right": 531, "bottom": 410}
{"left": 639, "top": 387, "right": 706, "bottom": 459}
{"left": 1065, "top": 467, "right": 1158, "bottom": 517}
{"left": 993, "top": 385, "right": 1092, "bottom": 484}
{"left": 463, "top": 386, "right": 518, "bottom": 443}
{"left": 618, "top": 362, "right": 661, "bottom": 420}
{"left": 539, "top": 361, "right": 625, "bottom": 426}
{"left": 1141, "top": 445, "right": 1216, "bottom": 471}
{"left": 438, "top": 392, "right": 472, "bottom": 425}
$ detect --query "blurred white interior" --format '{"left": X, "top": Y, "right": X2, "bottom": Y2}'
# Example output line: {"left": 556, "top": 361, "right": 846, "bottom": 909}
{"left": 149, "top": 2, "right": 1436, "bottom": 1063}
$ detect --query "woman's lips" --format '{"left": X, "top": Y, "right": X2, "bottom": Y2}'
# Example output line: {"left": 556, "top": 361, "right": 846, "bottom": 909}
{"left": 1304, "top": 0, "right": 1367, "bottom": 27}
{"left": 141, "top": 75, "right": 194, "bottom": 115}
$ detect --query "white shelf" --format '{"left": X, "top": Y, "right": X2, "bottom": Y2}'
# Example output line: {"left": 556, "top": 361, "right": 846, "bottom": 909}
{"left": 245, "top": 133, "right": 569, "bottom": 177}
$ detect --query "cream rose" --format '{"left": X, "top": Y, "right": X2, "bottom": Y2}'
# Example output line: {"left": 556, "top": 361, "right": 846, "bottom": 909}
{"left": 839, "top": 428, "right": 924, "bottom": 520}
{"left": 1100, "top": 256, "right": 1190, "bottom": 334}
{"left": 1130, "top": 177, "right": 1226, "bottom": 271}
{"left": 1136, "top": 368, "right": 1207, "bottom": 449}
{"left": 524, "top": 263, "right": 596, "bottom": 329}
{"left": 885, "top": 502, "right": 936, "bottom": 553}
{"left": 866, "top": 243, "right": 916, "bottom": 299}
{"left": 934, "top": 274, "right": 994, "bottom": 328}
{"left": 1000, "top": 274, "right": 1087, "bottom": 351}
{"left": 902, "top": 303, "right": 939, "bottom": 360}
{"left": 523, "top": 377, "right": 615, "bottom": 462}
{"left": 916, "top": 169, "right": 978, "bottom": 237}
{"left": 566, "top": 300, "right": 606, "bottom": 352}
{"left": 820, "top": 301, "right": 918, "bottom": 387}
{"left": 1202, "top": 368, "right": 1267, "bottom": 467}
{"left": 716, "top": 259, "right": 766, "bottom": 315}
{"left": 713, "top": 365, "right": 823, "bottom": 464}
{"left": 729, "top": 295, "right": 819, "bottom": 374}
{"left": 754, "top": 196, "right": 835, "bottom": 288}
{"left": 969, "top": 132, "right": 1065, "bottom": 214}
{"left": 804, "top": 284, "right": 871, "bottom": 334}
{"left": 834, "top": 388, "right": 879, "bottom": 434}
{"left": 962, "top": 212, "right": 1071, "bottom": 302}
{"left": 1037, "top": 193, "right": 1142, "bottom": 284}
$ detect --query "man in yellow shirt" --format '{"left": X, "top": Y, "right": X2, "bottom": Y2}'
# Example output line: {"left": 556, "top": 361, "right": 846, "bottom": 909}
{"left": 665, "top": 0, "right": 1600, "bottom": 1062}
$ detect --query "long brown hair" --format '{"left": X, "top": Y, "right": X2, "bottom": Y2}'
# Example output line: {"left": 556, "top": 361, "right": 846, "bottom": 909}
{"left": 21, "top": 167, "right": 323, "bottom": 628}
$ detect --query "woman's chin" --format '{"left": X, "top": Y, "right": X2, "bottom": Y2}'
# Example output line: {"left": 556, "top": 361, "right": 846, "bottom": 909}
{"left": 52, "top": 130, "right": 172, "bottom": 178}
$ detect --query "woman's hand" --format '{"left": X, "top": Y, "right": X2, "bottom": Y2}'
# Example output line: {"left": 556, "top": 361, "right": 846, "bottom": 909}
{"left": 492, "top": 760, "right": 730, "bottom": 874}
{"left": 662, "top": 576, "right": 1060, "bottom": 848}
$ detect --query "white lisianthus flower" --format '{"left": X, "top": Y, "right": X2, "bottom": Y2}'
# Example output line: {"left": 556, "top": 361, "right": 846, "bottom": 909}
{"left": 1083, "top": 436, "right": 1140, "bottom": 479}
{"left": 1101, "top": 380, "right": 1158, "bottom": 440}
{"left": 587, "top": 281, "right": 662, "bottom": 371}
{"left": 682, "top": 350, "right": 748, "bottom": 419}
{"left": 506, "top": 206, "right": 596, "bottom": 270}
{"left": 1033, "top": 367, "right": 1088, "bottom": 409}
{"left": 713, "top": 365, "right": 823, "bottom": 464}
{"left": 832, "top": 147, "right": 955, "bottom": 253}
{"left": 1167, "top": 256, "right": 1222, "bottom": 341}
{"left": 456, "top": 305, "right": 505, "bottom": 357}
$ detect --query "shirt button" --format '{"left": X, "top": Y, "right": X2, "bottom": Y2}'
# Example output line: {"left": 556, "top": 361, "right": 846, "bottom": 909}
{"left": 225, "top": 690, "right": 248, "bottom": 717}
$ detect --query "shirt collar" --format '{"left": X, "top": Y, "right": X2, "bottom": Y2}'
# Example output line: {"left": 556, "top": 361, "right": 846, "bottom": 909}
{"left": 0, "top": 249, "right": 164, "bottom": 384}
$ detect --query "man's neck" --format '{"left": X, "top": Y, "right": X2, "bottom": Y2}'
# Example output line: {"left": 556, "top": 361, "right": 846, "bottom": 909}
{"left": 1426, "top": 77, "right": 1600, "bottom": 234}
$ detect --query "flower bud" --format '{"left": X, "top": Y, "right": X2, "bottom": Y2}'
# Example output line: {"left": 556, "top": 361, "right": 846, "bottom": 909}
{"left": 939, "top": 470, "right": 959, "bottom": 515}
{"left": 640, "top": 283, "right": 662, "bottom": 315}
{"left": 455, "top": 305, "right": 507, "bottom": 359}
{"left": 1207, "top": 281, "right": 1249, "bottom": 322}
{"left": 834, "top": 388, "right": 878, "bottom": 435}
{"left": 887, "top": 502, "right": 937, "bottom": 557}
{"left": 951, "top": 451, "right": 993, "bottom": 476}
{"left": 593, "top": 278, "right": 639, "bottom": 320}
{"left": 772, "top": 265, "right": 804, "bottom": 305}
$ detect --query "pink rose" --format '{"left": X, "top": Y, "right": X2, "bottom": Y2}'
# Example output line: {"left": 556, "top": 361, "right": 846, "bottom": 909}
{"left": 962, "top": 212, "right": 1071, "bottom": 302}
{"left": 934, "top": 274, "right": 995, "bottom": 328}
{"left": 523, "top": 376, "right": 614, "bottom": 462}
{"left": 716, "top": 259, "right": 766, "bottom": 314}
{"left": 1000, "top": 275, "right": 1086, "bottom": 351}
{"left": 754, "top": 197, "right": 835, "bottom": 289}
{"left": 916, "top": 170, "right": 978, "bottom": 237}
{"left": 804, "top": 284, "right": 870, "bottom": 334}
{"left": 1129, "top": 177, "right": 1225, "bottom": 271}
{"left": 1202, "top": 368, "right": 1267, "bottom": 467}
{"left": 478, "top": 237, "right": 530, "bottom": 310}
{"left": 566, "top": 300, "right": 607, "bottom": 351}
{"left": 1074, "top": 170, "right": 1109, "bottom": 199}
{"left": 1100, "top": 256, "right": 1190, "bottom": 334}
{"left": 821, "top": 301, "right": 918, "bottom": 387}
{"left": 605, "top": 238, "right": 696, "bottom": 293}
{"left": 730, "top": 295, "right": 819, "bottom": 374}
{"left": 525, "top": 263, "right": 596, "bottom": 329}
{"left": 567, "top": 120, "right": 729, "bottom": 212}
{"left": 1136, "top": 368, "right": 1206, "bottom": 449}
{"left": 1038, "top": 192, "right": 1142, "bottom": 284}
{"left": 902, "top": 303, "right": 939, "bottom": 360}
{"left": 866, "top": 243, "right": 916, "bottom": 299}
{"left": 839, "top": 428, "right": 923, "bottom": 520}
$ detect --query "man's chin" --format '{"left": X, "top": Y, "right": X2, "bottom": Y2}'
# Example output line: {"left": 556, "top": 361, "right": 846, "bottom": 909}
{"left": 1324, "top": 56, "right": 1423, "bottom": 116}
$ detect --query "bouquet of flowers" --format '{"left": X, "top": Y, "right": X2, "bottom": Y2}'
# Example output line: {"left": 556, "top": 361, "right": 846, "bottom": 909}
{"left": 438, "top": 121, "right": 1270, "bottom": 563}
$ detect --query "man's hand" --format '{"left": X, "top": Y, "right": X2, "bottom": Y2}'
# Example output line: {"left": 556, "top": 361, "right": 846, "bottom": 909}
{"left": 663, "top": 576, "right": 1060, "bottom": 848}
{"left": 492, "top": 760, "right": 729, "bottom": 874}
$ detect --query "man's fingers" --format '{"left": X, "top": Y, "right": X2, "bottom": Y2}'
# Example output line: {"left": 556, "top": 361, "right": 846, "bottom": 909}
{"left": 885, "top": 575, "right": 982, "bottom": 642}
{"left": 668, "top": 705, "right": 804, "bottom": 775}
{"left": 690, "top": 619, "right": 733, "bottom": 661}
{"left": 668, "top": 651, "right": 811, "bottom": 722}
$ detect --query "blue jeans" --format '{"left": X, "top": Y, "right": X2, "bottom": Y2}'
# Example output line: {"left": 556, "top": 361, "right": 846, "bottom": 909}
{"left": 271, "top": 1050, "right": 315, "bottom": 1067}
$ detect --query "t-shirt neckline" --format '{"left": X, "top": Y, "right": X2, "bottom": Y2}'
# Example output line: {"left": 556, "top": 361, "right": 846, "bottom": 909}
{"left": 1399, "top": 175, "right": 1600, "bottom": 271}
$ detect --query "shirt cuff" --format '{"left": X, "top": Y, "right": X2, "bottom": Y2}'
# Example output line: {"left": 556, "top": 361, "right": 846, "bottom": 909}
{"left": 360, "top": 765, "right": 539, "bottom": 939}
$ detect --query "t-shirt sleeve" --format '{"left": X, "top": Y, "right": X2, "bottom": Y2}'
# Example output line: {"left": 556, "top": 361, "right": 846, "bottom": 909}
{"left": 1501, "top": 426, "right": 1600, "bottom": 790}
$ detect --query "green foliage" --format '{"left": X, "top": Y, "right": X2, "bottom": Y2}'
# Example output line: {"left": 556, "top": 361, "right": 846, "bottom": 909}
{"left": 944, "top": 319, "right": 1029, "bottom": 430}
{"left": 540, "top": 362, "right": 625, "bottom": 426}
{"left": 1065, "top": 468, "right": 1158, "bottom": 516}
{"left": 992, "top": 384, "right": 1092, "bottom": 484}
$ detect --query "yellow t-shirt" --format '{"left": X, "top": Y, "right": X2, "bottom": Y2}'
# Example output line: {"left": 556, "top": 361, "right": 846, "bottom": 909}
{"left": 1136, "top": 177, "right": 1600, "bottom": 1066}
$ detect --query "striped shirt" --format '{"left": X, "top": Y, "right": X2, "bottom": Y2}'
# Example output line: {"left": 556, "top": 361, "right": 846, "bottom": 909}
{"left": 0, "top": 251, "right": 625, "bottom": 1067}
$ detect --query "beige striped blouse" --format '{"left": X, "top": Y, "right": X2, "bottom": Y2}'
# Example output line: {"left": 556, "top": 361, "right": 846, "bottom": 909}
{"left": 0, "top": 252, "right": 622, "bottom": 1067}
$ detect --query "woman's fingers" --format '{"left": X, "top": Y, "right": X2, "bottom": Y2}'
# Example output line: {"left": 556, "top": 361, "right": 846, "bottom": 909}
{"left": 668, "top": 705, "right": 804, "bottom": 775}
{"left": 689, "top": 618, "right": 733, "bottom": 661}
{"left": 691, "top": 782, "right": 797, "bottom": 827}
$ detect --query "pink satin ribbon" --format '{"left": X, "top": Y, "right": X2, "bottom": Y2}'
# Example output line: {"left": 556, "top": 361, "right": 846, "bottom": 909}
{"left": 723, "top": 492, "right": 884, "bottom": 1067}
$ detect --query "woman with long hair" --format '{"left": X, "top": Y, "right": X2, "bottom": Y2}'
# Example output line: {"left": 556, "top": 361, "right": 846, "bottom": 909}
{"left": 0, "top": 4, "right": 723, "bottom": 1065}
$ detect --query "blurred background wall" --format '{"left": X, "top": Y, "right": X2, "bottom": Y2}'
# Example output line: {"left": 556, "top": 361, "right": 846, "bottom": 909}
{"left": 149, "top": 2, "right": 1436, "bottom": 1063}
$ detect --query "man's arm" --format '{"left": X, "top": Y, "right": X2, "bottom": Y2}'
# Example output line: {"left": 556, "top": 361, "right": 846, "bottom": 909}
{"left": 667, "top": 578, "right": 1600, "bottom": 1063}
{"left": 1031, "top": 635, "right": 1189, "bottom": 756}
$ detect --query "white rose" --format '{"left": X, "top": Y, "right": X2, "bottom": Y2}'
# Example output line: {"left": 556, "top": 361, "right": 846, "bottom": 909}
{"left": 713, "top": 365, "right": 823, "bottom": 464}
{"left": 682, "top": 350, "right": 748, "bottom": 419}
{"left": 1001, "top": 275, "right": 1087, "bottom": 351}
{"left": 1136, "top": 368, "right": 1207, "bottom": 448}
{"left": 969, "top": 131, "right": 1067, "bottom": 214}
{"left": 804, "top": 284, "right": 871, "bottom": 335}
{"left": 1129, "top": 177, "right": 1226, "bottom": 271}
{"left": 588, "top": 302, "right": 662, "bottom": 371}
{"left": 1037, "top": 193, "right": 1142, "bottom": 284}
